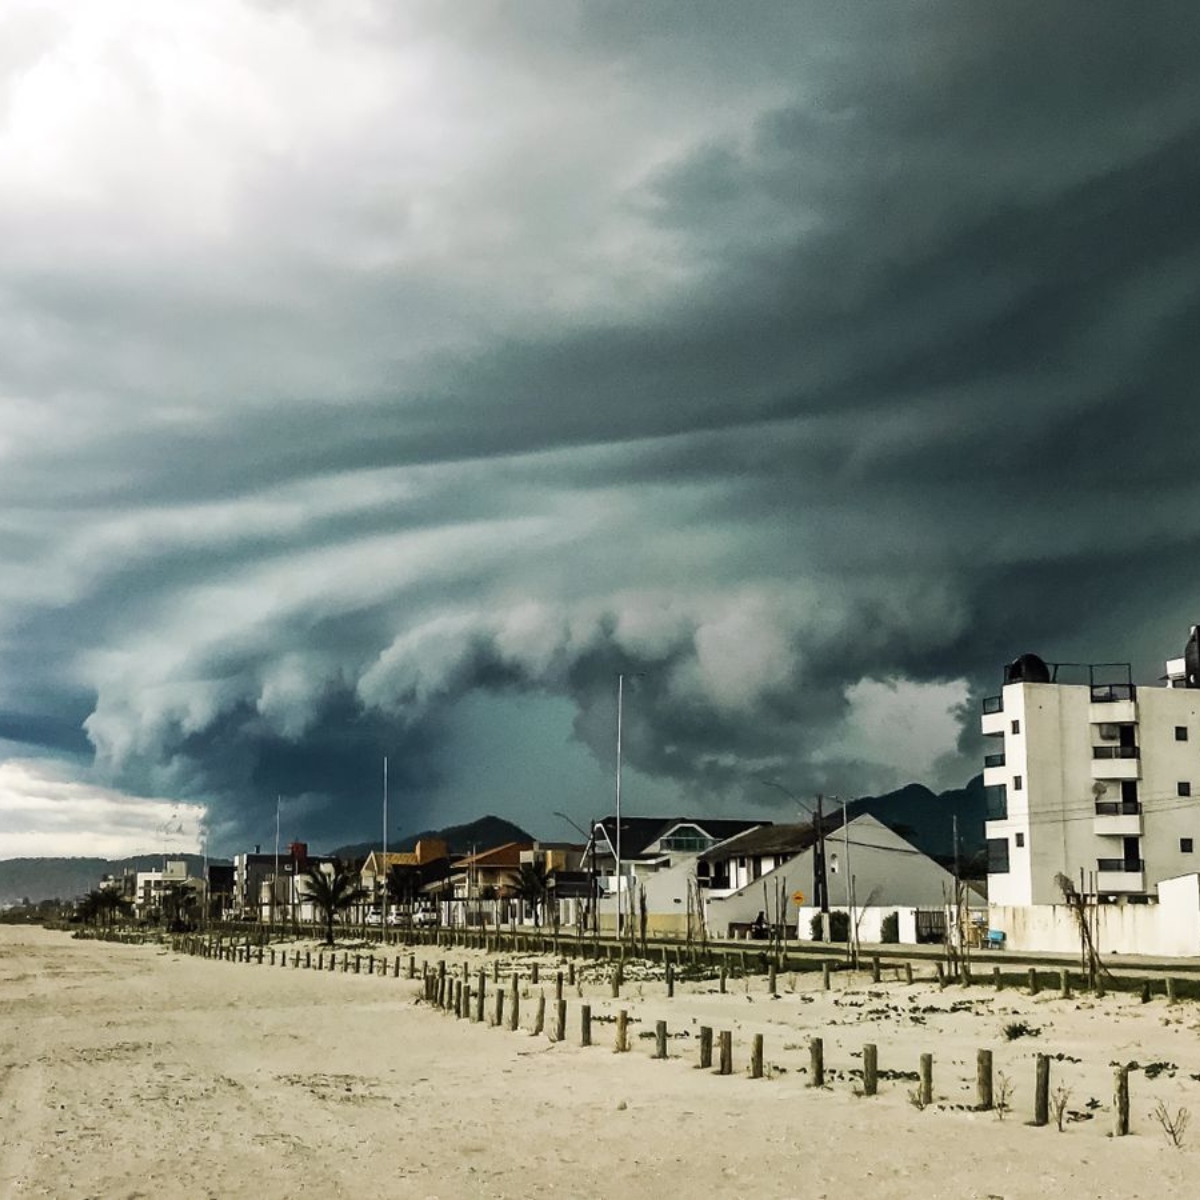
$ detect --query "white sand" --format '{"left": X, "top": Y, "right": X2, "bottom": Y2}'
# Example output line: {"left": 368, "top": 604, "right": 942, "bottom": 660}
{"left": 1, "top": 926, "right": 1197, "bottom": 1198}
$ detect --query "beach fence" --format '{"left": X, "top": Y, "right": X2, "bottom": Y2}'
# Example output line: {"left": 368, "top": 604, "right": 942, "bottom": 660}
{"left": 153, "top": 931, "right": 1178, "bottom": 1140}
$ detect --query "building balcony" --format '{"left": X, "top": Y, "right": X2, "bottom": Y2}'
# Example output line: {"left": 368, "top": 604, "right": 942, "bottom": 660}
{"left": 980, "top": 696, "right": 1006, "bottom": 737}
{"left": 1096, "top": 859, "right": 1145, "bottom": 894}
{"left": 1089, "top": 702, "right": 1137, "bottom": 725}
{"left": 1093, "top": 801, "right": 1142, "bottom": 837}
{"left": 1091, "top": 746, "right": 1141, "bottom": 781}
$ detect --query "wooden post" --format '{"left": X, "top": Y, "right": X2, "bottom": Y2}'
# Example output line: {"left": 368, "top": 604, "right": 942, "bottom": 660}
{"left": 368, "top": 954, "right": 375, "bottom": 976}
{"left": 611, "top": 970, "right": 620, "bottom": 999}
{"left": 475, "top": 972, "right": 486, "bottom": 1022}
{"left": 935, "top": 963, "right": 946, "bottom": 991}
{"left": 354, "top": 954, "right": 361, "bottom": 974}
{"left": 555, "top": 998, "right": 566, "bottom": 1042}
{"left": 768, "top": 964, "right": 777, "bottom": 995}
{"left": 342, "top": 952, "right": 350, "bottom": 973}
{"left": 993, "top": 966, "right": 1002, "bottom": 991}
{"left": 461, "top": 984, "right": 471, "bottom": 1019}
{"left": 269, "top": 949, "right": 276, "bottom": 966}
{"left": 408, "top": 954, "right": 415, "bottom": 979}
{"left": 871, "top": 956, "right": 880, "bottom": 984}
{"left": 863, "top": 1044, "right": 878, "bottom": 1096}
{"left": 655, "top": 1020, "right": 667, "bottom": 1060}
{"left": 508, "top": 974, "right": 520, "bottom": 1032}
{"left": 493, "top": 959, "right": 500, "bottom": 983}
{"left": 699, "top": 1025, "right": 713, "bottom": 1069}
{"left": 751, "top": 1033, "right": 764, "bottom": 1079}
{"left": 976, "top": 1049, "right": 993, "bottom": 1111}
{"left": 615, "top": 1009, "right": 629, "bottom": 1053}
{"left": 568, "top": 961, "right": 576, "bottom": 987}
{"left": 919, "top": 1053, "right": 933, "bottom": 1107}
{"left": 904, "top": 962, "right": 913, "bottom": 986}
{"left": 719, "top": 965, "right": 727, "bottom": 994}
{"left": 555, "top": 971, "right": 563, "bottom": 1001}
{"left": 1034, "top": 1053, "right": 1050, "bottom": 1126}
{"left": 809, "top": 1037, "right": 824, "bottom": 1087}
{"left": 1028, "top": 967, "right": 1039, "bottom": 995}
{"left": 822, "top": 962, "right": 831, "bottom": 991}
{"left": 1095, "top": 973, "right": 1105, "bottom": 999}
{"left": 581, "top": 1004, "right": 592, "bottom": 1047}
{"left": 1113, "top": 1064, "right": 1130, "bottom": 1136}
{"left": 533, "top": 992, "right": 545, "bottom": 1035}
{"left": 1059, "top": 969, "right": 1070, "bottom": 999}
{"left": 494, "top": 989, "right": 504, "bottom": 1028}
{"left": 1140, "top": 980, "right": 1151, "bottom": 1004}
{"left": 1167, "top": 977, "right": 1177, "bottom": 1005}
{"left": 718, "top": 1030, "right": 733, "bottom": 1076}
{"left": 666, "top": 964, "right": 675, "bottom": 998}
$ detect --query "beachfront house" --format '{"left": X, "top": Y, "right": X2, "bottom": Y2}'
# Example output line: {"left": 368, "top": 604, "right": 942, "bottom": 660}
{"left": 705, "top": 814, "right": 971, "bottom": 945}
{"left": 585, "top": 816, "right": 768, "bottom": 935}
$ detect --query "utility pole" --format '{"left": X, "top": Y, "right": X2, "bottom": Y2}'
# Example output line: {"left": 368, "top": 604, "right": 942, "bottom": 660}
{"left": 812, "top": 794, "right": 829, "bottom": 914}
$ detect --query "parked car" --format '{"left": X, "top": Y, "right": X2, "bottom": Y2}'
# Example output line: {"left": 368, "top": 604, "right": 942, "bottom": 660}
{"left": 412, "top": 908, "right": 438, "bottom": 927}
{"left": 365, "top": 910, "right": 383, "bottom": 927}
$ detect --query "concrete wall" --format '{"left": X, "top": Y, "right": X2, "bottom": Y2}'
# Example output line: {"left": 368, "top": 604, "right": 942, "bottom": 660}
{"left": 990, "top": 872, "right": 1200, "bottom": 956}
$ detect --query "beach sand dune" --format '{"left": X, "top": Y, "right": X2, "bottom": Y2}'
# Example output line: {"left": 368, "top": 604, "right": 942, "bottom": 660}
{"left": 1, "top": 927, "right": 1196, "bottom": 1198}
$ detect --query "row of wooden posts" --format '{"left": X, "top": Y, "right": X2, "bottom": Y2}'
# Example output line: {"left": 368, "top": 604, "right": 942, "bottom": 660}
{"left": 173, "top": 932, "right": 1138, "bottom": 1135}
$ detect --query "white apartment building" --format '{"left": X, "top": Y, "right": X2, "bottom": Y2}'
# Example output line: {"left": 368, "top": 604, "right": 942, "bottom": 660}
{"left": 982, "top": 632, "right": 1200, "bottom": 907}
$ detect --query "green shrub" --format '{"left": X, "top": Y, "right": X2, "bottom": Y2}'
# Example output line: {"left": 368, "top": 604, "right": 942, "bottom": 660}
{"left": 880, "top": 911, "right": 900, "bottom": 943}
{"left": 810, "top": 910, "right": 849, "bottom": 942}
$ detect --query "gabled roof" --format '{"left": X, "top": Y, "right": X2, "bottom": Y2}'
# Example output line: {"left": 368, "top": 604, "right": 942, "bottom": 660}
{"left": 362, "top": 850, "right": 420, "bottom": 872}
{"left": 452, "top": 842, "right": 532, "bottom": 869}
{"left": 591, "top": 816, "right": 768, "bottom": 857}
{"left": 699, "top": 814, "right": 847, "bottom": 863}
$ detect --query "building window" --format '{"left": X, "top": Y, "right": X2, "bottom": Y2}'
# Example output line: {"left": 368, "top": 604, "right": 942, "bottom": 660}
{"left": 1182, "top": 838, "right": 1194, "bottom": 854}
{"left": 1179, "top": 782, "right": 1192, "bottom": 798}
{"left": 1015, "top": 832, "right": 1025, "bottom": 848}
{"left": 1013, "top": 775, "right": 1023, "bottom": 791}
{"left": 987, "top": 838, "right": 1010, "bottom": 874}
{"left": 984, "top": 784, "right": 1008, "bottom": 820}
{"left": 1177, "top": 726, "right": 1189, "bottom": 741}
{"left": 1011, "top": 719, "right": 1020, "bottom": 735}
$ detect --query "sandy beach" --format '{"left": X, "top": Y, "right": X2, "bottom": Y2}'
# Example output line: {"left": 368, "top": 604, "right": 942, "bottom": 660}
{"left": 1, "top": 926, "right": 1197, "bottom": 1199}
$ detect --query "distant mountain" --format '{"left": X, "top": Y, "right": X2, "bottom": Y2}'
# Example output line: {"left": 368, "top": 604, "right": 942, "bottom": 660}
{"left": 329, "top": 814, "right": 535, "bottom": 861}
{"left": 846, "top": 774, "right": 986, "bottom": 875}
{"left": 0, "top": 854, "right": 214, "bottom": 907}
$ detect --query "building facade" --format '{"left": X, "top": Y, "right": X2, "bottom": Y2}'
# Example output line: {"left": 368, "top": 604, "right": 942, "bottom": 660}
{"left": 982, "top": 636, "right": 1200, "bottom": 907}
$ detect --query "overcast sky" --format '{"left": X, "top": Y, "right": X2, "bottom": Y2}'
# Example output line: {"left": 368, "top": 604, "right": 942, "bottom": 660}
{"left": 3, "top": 2, "right": 1200, "bottom": 860}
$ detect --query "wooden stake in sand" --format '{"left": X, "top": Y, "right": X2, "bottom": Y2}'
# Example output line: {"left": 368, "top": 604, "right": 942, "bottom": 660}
{"left": 494, "top": 989, "right": 504, "bottom": 1028}
{"left": 718, "top": 1031, "right": 733, "bottom": 1076}
{"left": 862, "top": 1044, "right": 878, "bottom": 1096}
{"left": 666, "top": 964, "right": 675, "bottom": 998}
{"left": 976, "top": 1049, "right": 993, "bottom": 1111}
{"left": 1113, "top": 1065, "right": 1130, "bottom": 1136}
{"left": 1028, "top": 967, "right": 1039, "bottom": 995}
{"left": 699, "top": 1026, "right": 713, "bottom": 1069}
{"left": 1034, "top": 1054, "right": 1050, "bottom": 1127}
{"left": 822, "top": 962, "right": 831, "bottom": 991}
{"left": 904, "top": 962, "right": 913, "bottom": 986}
{"left": 533, "top": 992, "right": 545, "bottom": 1035}
{"left": 751, "top": 1034, "right": 764, "bottom": 1079}
{"left": 508, "top": 975, "right": 520, "bottom": 1032}
{"left": 615, "top": 1009, "right": 629, "bottom": 1053}
{"left": 919, "top": 1053, "right": 933, "bottom": 1107}
{"left": 555, "top": 998, "right": 566, "bottom": 1042}
{"left": 655, "top": 1020, "right": 667, "bottom": 1060}
{"left": 809, "top": 1037, "right": 824, "bottom": 1087}
{"left": 581, "top": 1004, "right": 592, "bottom": 1047}
{"left": 1059, "top": 969, "right": 1070, "bottom": 1000}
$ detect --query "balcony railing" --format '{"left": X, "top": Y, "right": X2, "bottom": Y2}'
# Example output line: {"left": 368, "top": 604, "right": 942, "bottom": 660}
{"left": 1092, "top": 745, "right": 1140, "bottom": 759}
{"left": 982, "top": 695, "right": 1004, "bottom": 714}
{"left": 1095, "top": 801, "right": 1142, "bottom": 816}
{"left": 1091, "top": 683, "right": 1137, "bottom": 703}
{"left": 983, "top": 752, "right": 1006, "bottom": 769}
{"left": 1097, "top": 859, "right": 1144, "bottom": 873}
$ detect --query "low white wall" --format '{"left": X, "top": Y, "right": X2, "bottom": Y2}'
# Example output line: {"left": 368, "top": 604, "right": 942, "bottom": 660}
{"left": 990, "top": 874, "right": 1200, "bottom": 957}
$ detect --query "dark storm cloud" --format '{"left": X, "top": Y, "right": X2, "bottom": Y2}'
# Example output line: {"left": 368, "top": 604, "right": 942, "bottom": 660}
{"left": 3, "top": 1, "right": 1200, "bottom": 852}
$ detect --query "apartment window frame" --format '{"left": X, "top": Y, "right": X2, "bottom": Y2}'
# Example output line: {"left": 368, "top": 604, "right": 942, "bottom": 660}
{"left": 1013, "top": 775, "right": 1023, "bottom": 791}
{"left": 1015, "top": 831, "right": 1025, "bottom": 848}
{"left": 1176, "top": 726, "right": 1189, "bottom": 742}
{"left": 1182, "top": 838, "right": 1194, "bottom": 854}
{"left": 1011, "top": 719, "right": 1021, "bottom": 735}
{"left": 1179, "top": 781, "right": 1192, "bottom": 798}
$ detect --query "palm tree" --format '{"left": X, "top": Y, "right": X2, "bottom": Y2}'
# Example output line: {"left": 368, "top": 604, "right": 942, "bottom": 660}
{"left": 162, "top": 882, "right": 198, "bottom": 931}
{"left": 511, "top": 861, "right": 552, "bottom": 928}
{"left": 300, "top": 862, "right": 369, "bottom": 946}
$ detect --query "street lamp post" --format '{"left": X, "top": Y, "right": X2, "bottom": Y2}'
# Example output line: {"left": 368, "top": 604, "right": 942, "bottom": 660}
{"left": 615, "top": 673, "right": 624, "bottom": 937}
